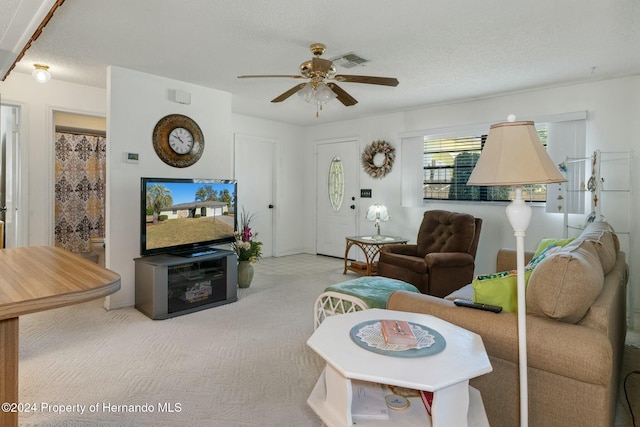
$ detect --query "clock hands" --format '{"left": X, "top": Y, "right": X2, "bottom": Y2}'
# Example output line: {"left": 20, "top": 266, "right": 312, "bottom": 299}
{"left": 168, "top": 128, "right": 195, "bottom": 156}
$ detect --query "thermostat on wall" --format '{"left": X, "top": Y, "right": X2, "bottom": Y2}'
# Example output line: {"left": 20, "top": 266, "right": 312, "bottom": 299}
{"left": 123, "top": 152, "right": 139, "bottom": 164}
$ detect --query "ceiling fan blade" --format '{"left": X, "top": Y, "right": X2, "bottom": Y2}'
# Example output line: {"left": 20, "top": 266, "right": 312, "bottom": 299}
{"left": 312, "top": 57, "right": 333, "bottom": 75}
{"left": 271, "top": 83, "right": 308, "bottom": 103}
{"left": 326, "top": 83, "right": 358, "bottom": 106}
{"left": 334, "top": 75, "right": 399, "bottom": 86}
{"left": 238, "top": 75, "right": 304, "bottom": 79}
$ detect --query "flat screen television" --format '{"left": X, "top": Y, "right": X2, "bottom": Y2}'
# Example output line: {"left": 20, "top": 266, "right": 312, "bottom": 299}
{"left": 140, "top": 177, "right": 237, "bottom": 257}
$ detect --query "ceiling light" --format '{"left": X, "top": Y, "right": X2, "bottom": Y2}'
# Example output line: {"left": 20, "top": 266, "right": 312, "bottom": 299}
{"left": 297, "top": 81, "right": 337, "bottom": 117}
{"left": 298, "top": 82, "right": 337, "bottom": 104}
{"left": 32, "top": 64, "right": 51, "bottom": 83}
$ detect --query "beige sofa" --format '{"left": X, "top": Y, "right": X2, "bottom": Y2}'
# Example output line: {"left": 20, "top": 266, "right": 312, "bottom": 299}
{"left": 387, "top": 221, "right": 628, "bottom": 427}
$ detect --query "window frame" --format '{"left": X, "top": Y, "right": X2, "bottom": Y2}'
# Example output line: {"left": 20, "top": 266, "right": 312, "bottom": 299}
{"left": 422, "top": 126, "right": 548, "bottom": 203}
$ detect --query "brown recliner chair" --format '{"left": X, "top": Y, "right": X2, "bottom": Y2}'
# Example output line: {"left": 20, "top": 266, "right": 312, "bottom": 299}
{"left": 377, "top": 210, "right": 482, "bottom": 297}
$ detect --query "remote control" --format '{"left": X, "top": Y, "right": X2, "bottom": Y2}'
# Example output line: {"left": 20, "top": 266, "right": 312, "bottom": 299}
{"left": 453, "top": 299, "right": 503, "bottom": 313}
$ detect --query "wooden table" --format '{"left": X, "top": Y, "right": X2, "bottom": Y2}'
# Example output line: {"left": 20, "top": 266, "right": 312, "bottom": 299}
{"left": 0, "top": 246, "right": 121, "bottom": 427}
{"left": 343, "top": 236, "right": 408, "bottom": 276}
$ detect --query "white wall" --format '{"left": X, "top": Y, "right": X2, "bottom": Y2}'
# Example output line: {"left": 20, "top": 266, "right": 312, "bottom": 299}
{"left": 106, "top": 66, "right": 234, "bottom": 309}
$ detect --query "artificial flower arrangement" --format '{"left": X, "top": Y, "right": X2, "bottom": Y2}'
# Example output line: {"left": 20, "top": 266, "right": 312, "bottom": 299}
{"left": 232, "top": 209, "right": 262, "bottom": 263}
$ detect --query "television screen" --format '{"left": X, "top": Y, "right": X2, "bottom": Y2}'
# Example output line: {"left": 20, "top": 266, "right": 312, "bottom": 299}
{"left": 141, "top": 178, "right": 237, "bottom": 257}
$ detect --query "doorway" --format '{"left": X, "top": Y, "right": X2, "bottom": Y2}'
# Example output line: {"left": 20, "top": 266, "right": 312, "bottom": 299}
{"left": 316, "top": 139, "right": 358, "bottom": 258}
{"left": 53, "top": 112, "right": 106, "bottom": 253}
{"left": 0, "top": 104, "right": 21, "bottom": 248}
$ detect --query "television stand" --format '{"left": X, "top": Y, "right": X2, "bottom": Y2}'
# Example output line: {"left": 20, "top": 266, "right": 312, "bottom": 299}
{"left": 134, "top": 250, "right": 237, "bottom": 319}
{"left": 171, "top": 247, "right": 218, "bottom": 258}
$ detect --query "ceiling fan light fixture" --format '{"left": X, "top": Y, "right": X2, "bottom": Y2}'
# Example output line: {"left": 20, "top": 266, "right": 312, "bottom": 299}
{"left": 315, "top": 82, "right": 337, "bottom": 103}
{"left": 297, "top": 83, "right": 314, "bottom": 103}
{"left": 298, "top": 82, "right": 336, "bottom": 105}
{"left": 32, "top": 64, "right": 51, "bottom": 83}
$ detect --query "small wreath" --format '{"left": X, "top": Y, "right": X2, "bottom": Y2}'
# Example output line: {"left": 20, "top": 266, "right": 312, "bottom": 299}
{"left": 361, "top": 140, "right": 396, "bottom": 178}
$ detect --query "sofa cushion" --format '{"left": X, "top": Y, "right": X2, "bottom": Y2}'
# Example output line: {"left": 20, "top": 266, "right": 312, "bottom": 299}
{"left": 583, "top": 220, "right": 620, "bottom": 250}
{"left": 445, "top": 283, "right": 474, "bottom": 301}
{"left": 527, "top": 239, "right": 604, "bottom": 323}
{"left": 578, "top": 221, "right": 618, "bottom": 274}
{"left": 472, "top": 241, "right": 571, "bottom": 313}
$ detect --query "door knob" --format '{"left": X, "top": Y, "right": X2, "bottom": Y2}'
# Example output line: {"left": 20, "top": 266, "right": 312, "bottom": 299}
{"left": 268, "top": 204, "right": 274, "bottom": 209}
{"left": 350, "top": 205, "right": 356, "bottom": 209}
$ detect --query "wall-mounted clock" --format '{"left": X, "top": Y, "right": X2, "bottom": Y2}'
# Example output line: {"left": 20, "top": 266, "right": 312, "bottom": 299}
{"left": 152, "top": 114, "right": 204, "bottom": 168}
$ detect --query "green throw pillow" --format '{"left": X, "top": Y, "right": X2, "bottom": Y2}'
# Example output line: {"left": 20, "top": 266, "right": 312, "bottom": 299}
{"left": 473, "top": 270, "right": 532, "bottom": 313}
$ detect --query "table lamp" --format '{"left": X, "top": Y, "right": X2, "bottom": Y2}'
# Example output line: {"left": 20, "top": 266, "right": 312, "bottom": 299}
{"left": 467, "top": 115, "right": 566, "bottom": 427}
{"left": 365, "top": 204, "right": 389, "bottom": 240}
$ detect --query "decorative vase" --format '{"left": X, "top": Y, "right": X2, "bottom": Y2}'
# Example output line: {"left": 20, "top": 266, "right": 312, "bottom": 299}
{"left": 237, "top": 261, "right": 254, "bottom": 288}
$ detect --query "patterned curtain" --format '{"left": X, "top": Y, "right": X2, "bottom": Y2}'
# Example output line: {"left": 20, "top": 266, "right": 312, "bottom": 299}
{"left": 54, "top": 131, "right": 106, "bottom": 252}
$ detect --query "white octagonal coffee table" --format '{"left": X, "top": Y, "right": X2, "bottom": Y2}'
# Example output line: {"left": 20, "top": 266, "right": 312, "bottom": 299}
{"left": 307, "top": 308, "right": 492, "bottom": 427}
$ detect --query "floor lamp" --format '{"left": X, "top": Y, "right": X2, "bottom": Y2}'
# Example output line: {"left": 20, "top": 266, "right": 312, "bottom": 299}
{"left": 467, "top": 116, "right": 566, "bottom": 427}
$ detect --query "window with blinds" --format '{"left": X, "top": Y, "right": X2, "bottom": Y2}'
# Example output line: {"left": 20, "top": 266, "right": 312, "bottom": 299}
{"left": 423, "top": 129, "right": 548, "bottom": 202}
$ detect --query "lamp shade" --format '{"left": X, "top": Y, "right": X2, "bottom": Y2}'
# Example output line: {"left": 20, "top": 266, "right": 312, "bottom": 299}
{"left": 365, "top": 204, "right": 389, "bottom": 222}
{"left": 467, "top": 121, "right": 566, "bottom": 186}
{"left": 297, "top": 83, "right": 314, "bottom": 102}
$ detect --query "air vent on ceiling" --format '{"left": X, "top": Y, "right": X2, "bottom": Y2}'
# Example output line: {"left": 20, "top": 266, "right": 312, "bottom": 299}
{"left": 330, "top": 53, "right": 369, "bottom": 69}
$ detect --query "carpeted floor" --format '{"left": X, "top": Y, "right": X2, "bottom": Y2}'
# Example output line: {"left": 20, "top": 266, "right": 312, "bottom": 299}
{"left": 18, "top": 254, "right": 346, "bottom": 427}
{"left": 15, "top": 254, "right": 640, "bottom": 426}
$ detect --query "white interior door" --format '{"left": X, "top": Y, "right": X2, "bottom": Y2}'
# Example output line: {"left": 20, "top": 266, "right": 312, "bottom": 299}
{"left": 316, "top": 139, "right": 358, "bottom": 257}
{"left": 234, "top": 134, "right": 275, "bottom": 257}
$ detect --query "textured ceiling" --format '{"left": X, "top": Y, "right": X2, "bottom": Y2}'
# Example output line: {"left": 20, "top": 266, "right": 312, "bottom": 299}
{"left": 2, "top": 0, "right": 640, "bottom": 126}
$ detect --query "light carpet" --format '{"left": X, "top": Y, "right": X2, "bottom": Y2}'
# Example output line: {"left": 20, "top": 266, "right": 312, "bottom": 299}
{"left": 16, "top": 254, "right": 640, "bottom": 426}
{"left": 18, "top": 254, "right": 346, "bottom": 427}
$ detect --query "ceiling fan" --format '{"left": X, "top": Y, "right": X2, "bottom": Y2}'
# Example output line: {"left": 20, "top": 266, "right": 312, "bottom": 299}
{"left": 237, "top": 43, "right": 399, "bottom": 110}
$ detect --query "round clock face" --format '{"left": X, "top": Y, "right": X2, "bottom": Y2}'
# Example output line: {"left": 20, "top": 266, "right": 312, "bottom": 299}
{"left": 152, "top": 114, "right": 204, "bottom": 168}
{"left": 168, "top": 127, "right": 194, "bottom": 154}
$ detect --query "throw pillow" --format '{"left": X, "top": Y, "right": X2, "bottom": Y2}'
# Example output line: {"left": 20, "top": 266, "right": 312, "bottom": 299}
{"left": 472, "top": 241, "right": 571, "bottom": 313}
{"left": 577, "top": 222, "right": 618, "bottom": 274}
{"left": 527, "top": 239, "right": 604, "bottom": 323}
{"left": 472, "top": 270, "right": 532, "bottom": 313}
